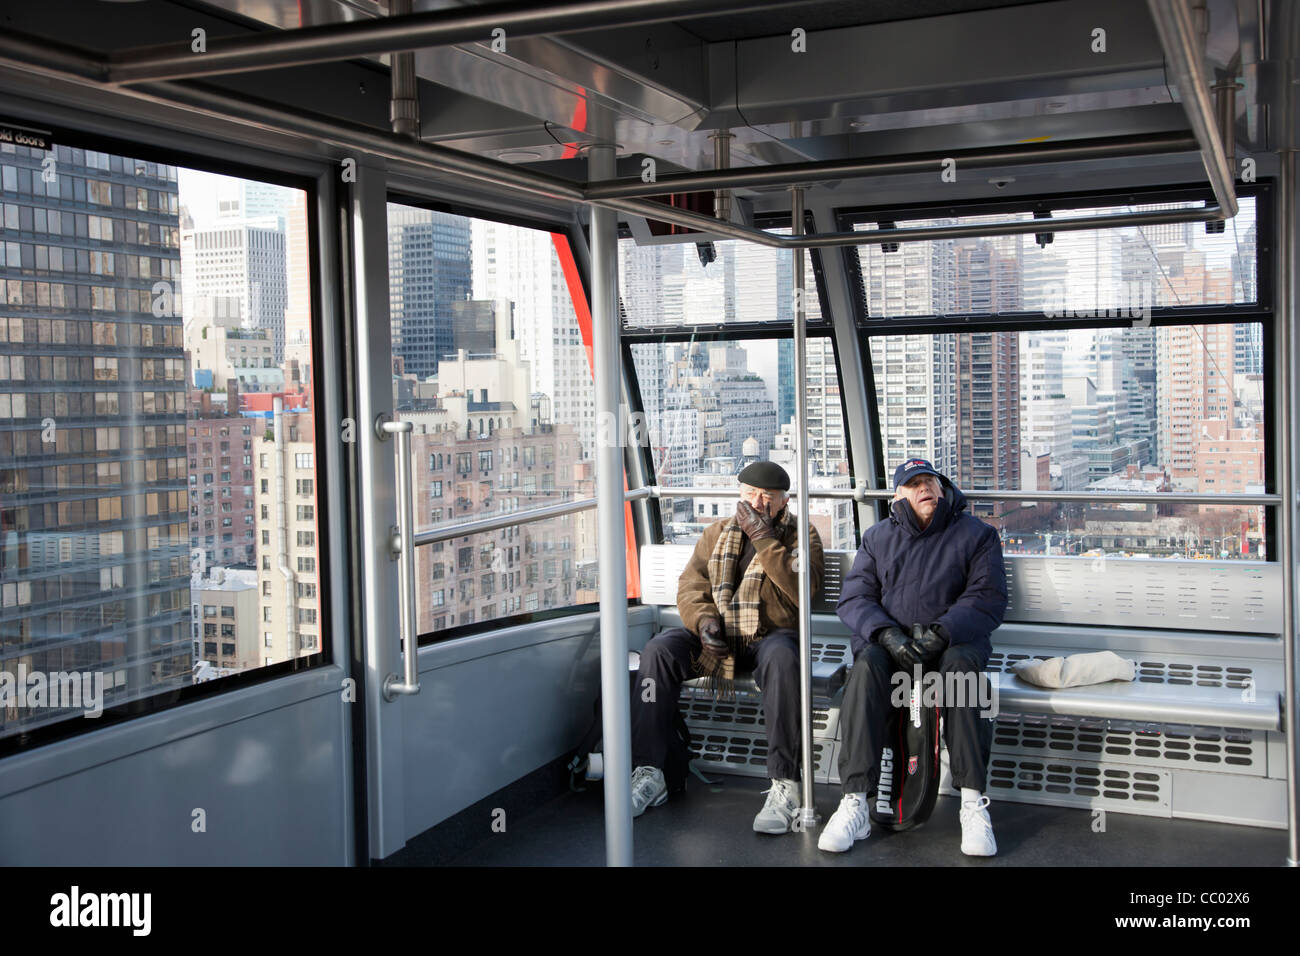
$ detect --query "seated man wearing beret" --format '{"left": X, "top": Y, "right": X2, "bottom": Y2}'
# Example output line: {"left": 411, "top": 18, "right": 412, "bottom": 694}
{"left": 629, "top": 460, "right": 824, "bottom": 832}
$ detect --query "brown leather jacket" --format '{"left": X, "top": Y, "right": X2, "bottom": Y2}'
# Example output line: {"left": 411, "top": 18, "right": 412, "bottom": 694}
{"left": 676, "top": 510, "right": 824, "bottom": 636}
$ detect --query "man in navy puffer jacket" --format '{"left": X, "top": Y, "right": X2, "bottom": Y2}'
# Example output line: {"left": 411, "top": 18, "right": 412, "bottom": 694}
{"left": 818, "top": 458, "right": 1007, "bottom": 857}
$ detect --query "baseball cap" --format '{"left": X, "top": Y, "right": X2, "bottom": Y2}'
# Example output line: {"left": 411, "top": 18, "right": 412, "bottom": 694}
{"left": 892, "top": 458, "right": 943, "bottom": 490}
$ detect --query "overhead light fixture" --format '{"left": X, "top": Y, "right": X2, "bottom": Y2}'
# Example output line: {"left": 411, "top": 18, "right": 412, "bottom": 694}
{"left": 1034, "top": 209, "right": 1054, "bottom": 247}
{"left": 850, "top": 120, "right": 870, "bottom": 129}
{"left": 879, "top": 221, "right": 899, "bottom": 253}
{"left": 496, "top": 149, "right": 541, "bottom": 163}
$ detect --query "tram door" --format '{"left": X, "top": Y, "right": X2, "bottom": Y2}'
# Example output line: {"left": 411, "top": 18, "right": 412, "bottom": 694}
{"left": 351, "top": 168, "right": 608, "bottom": 861}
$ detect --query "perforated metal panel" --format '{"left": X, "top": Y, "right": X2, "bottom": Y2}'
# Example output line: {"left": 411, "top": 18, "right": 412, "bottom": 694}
{"left": 681, "top": 686, "right": 839, "bottom": 783}
{"left": 644, "top": 547, "right": 1283, "bottom": 634}
{"left": 811, "top": 638, "right": 853, "bottom": 667}
{"left": 1004, "top": 556, "right": 1280, "bottom": 633}
{"left": 984, "top": 756, "right": 1172, "bottom": 816}
{"left": 689, "top": 733, "right": 836, "bottom": 783}
{"left": 819, "top": 552, "right": 846, "bottom": 606}
{"left": 680, "top": 687, "right": 838, "bottom": 739}
{"left": 638, "top": 544, "right": 849, "bottom": 613}
{"left": 639, "top": 544, "right": 696, "bottom": 605}
{"left": 990, "top": 712, "right": 1266, "bottom": 775}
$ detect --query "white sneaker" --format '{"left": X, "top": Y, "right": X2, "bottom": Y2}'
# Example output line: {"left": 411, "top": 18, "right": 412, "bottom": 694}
{"left": 959, "top": 795, "right": 997, "bottom": 856}
{"left": 752, "top": 778, "right": 800, "bottom": 833}
{"left": 818, "top": 792, "right": 871, "bottom": 852}
{"left": 631, "top": 765, "right": 667, "bottom": 818}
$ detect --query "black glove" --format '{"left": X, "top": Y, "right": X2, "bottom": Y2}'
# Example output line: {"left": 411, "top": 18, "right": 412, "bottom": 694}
{"left": 697, "top": 616, "right": 728, "bottom": 657}
{"left": 876, "top": 625, "right": 922, "bottom": 670}
{"left": 912, "top": 623, "right": 949, "bottom": 664}
{"left": 735, "top": 500, "right": 776, "bottom": 541}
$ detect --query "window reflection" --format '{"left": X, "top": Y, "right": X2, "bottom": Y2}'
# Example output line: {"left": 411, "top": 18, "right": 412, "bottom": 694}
{"left": 1, "top": 142, "right": 321, "bottom": 740}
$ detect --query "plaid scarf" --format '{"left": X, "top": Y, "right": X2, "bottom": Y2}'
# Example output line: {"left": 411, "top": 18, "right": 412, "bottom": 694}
{"left": 694, "top": 507, "right": 796, "bottom": 697}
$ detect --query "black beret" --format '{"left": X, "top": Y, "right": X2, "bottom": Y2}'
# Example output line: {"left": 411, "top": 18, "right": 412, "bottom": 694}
{"left": 738, "top": 461, "right": 790, "bottom": 491}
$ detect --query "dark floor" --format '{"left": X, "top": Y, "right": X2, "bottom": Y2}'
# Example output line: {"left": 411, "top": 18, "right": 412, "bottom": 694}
{"left": 443, "top": 774, "right": 1288, "bottom": 866}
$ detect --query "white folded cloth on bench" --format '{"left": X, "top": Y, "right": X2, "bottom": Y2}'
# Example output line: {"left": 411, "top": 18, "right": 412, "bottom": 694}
{"left": 1012, "top": 651, "right": 1137, "bottom": 688}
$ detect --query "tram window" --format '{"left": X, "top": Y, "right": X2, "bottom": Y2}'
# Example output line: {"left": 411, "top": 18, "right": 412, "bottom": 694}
{"left": 387, "top": 201, "right": 601, "bottom": 641}
{"left": 619, "top": 229, "right": 823, "bottom": 328}
{"left": 849, "top": 196, "right": 1258, "bottom": 320}
{"left": 0, "top": 147, "right": 323, "bottom": 743}
{"left": 630, "top": 335, "right": 857, "bottom": 551}
{"left": 867, "top": 318, "right": 1265, "bottom": 557}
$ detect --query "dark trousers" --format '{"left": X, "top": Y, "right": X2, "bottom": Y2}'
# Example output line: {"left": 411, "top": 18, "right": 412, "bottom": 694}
{"left": 631, "top": 626, "right": 801, "bottom": 781}
{"left": 838, "top": 642, "right": 994, "bottom": 795}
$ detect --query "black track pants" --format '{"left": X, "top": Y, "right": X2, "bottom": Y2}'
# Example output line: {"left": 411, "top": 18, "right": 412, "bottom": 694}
{"left": 838, "top": 642, "right": 994, "bottom": 795}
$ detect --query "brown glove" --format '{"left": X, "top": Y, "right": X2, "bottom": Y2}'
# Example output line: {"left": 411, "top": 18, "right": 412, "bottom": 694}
{"left": 735, "top": 500, "right": 776, "bottom": 541}
{"left": 697, "top": 615, "right": 728, "bottom": 657}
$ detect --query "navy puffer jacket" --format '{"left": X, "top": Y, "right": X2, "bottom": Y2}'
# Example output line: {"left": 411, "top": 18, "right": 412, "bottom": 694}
{"left": 837, "top": 475, "right": 1007, "bottom": 660}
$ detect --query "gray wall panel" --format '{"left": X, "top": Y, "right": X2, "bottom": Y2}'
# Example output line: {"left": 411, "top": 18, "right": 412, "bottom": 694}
{"left": 398, "top": 608, "right": 656, "bottom": 839}
{"left": 0, "top": 686, "right": 350, "bottom": 865}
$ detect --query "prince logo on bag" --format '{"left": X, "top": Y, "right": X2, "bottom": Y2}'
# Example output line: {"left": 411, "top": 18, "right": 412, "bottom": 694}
{"left": 870, "top": 687, "right": 941, "bottom": 831}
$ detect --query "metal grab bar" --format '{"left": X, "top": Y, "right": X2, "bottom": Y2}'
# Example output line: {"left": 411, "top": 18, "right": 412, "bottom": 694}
{"left": 643, "top": 485, "right": 1280, "bottom": 505}
{"left": 401, "top": 484, "right": 1277, "bottom": 553}
{"left": 379, "top": 419, "right": 420, "bottom": 701}
{"left": 791, "top": 185, "right": 818, "bottom": 831}
{"left": 1146, "top": 0, "right": 1240, "bottom": 219}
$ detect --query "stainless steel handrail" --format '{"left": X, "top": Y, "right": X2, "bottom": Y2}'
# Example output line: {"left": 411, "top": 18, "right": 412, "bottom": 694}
{"left": 380, "top": 420, "right": 420, "bottom": 700}
{"left": 402, "top": 485, "right": 1278, "bottom": 553}
{"left": 591, "top": 142, "right": 633, "bottom": 869}
{"left": 104, "top": 0, "right": 804, "bottom": 84}
{"left": 644, "top": 485, "right": 1280, "bottom": 505}
{"left": 1147, "top": 0, "right": 1240, "bottom": 219}
{"left": 412, "top": 495, "right": 602, "bottom": 547}
{"left": 791, "top": 185, "right": 818, "bottom": 830}
{"left": 597, "top": 198, "right": 1224, "bottom": 250}
{"left": 584, "top": 132, "right": 1200, "bottom": 199}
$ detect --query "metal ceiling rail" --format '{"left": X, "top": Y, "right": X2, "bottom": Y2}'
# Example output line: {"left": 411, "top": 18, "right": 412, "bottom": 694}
{"left": 1146, "top": 0, "right": 1240, "bottom": 218}
{"left": 0, "top": 31, "right": 587, "bottom": 204}
{"left": 0, "top": 17, "right": 1232, "bottom": 249}
{"left": 584, "top": 132, "right": 1201, "bottom": 199}
{"left": 104, "top": 0, "right": 806, "bottom": 84}
{"left": 599, "top": 195, "right": 1224, "bottom": 249}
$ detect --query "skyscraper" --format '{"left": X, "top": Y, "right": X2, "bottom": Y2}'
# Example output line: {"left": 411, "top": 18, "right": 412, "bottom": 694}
{"left": 181, "top": 220, "right": 288, "bottom": 363}
{"left": 470, "top": 219, "right": 593, "bottom": 457}
{"left": 1157, "top": 323, "right": 1236, "bottom": 489}
{"left": 1, "top": 143, "right": 191, "bottom": 734}
{"left": 387, "top": 205, "right": 472, "bottom": 381}
{"left": 952, "top": 239, "right": 1021, "bottom": 490}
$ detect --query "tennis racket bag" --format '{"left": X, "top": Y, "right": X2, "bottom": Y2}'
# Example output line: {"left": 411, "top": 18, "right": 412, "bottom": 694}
{"left": 869, "top": 682, "right": 941, "bottom": 831}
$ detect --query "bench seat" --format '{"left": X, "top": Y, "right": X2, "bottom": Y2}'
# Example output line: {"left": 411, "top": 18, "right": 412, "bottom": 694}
{"left": 993, "top": 673, "right": 1279, "bottom": 730}
{"left": 681, "top": 658, "right": 849, "bottom": 700}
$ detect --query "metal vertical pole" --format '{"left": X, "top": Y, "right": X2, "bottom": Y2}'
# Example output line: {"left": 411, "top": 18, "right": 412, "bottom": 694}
{"left": 591, "top": 142, "right": 633, "bottom": 866}
{"left": 1278, "top": 19, "right": 1299, "bottom": 867}
{"left": 791, "top": 186, "right": 818, "bottom": 828}
{"left": 388, "top": 0, "right": 420, "bottom": 141}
